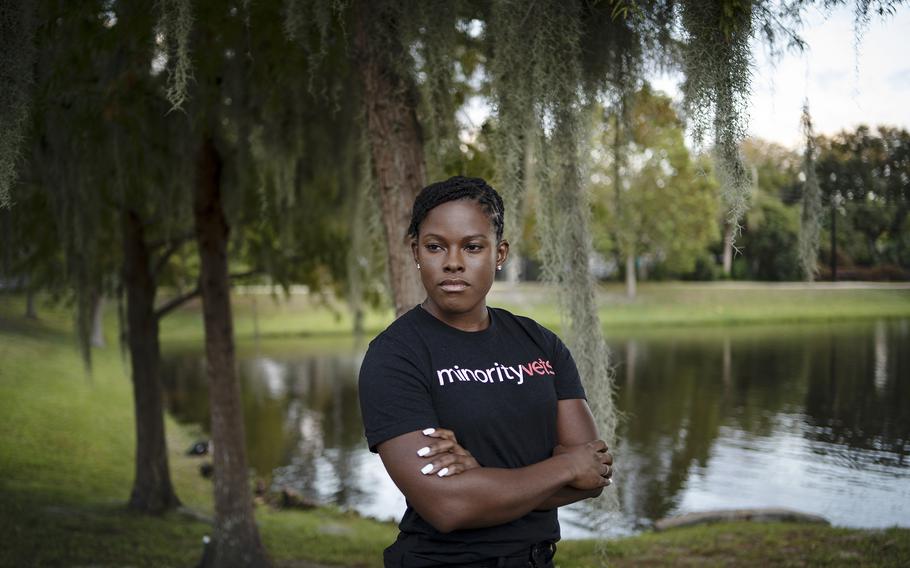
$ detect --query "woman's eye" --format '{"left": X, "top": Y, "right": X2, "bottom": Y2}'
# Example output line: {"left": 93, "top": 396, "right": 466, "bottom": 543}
{"left": 465, "top": 244, "right": 483, "bottom": 252}
{"left": 426, "top": 244, "right": 442, "bottom": 252}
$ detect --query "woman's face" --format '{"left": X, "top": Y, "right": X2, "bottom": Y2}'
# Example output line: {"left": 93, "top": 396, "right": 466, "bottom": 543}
{"left": 411, "top": 199, "right": 508, "bottom": 326}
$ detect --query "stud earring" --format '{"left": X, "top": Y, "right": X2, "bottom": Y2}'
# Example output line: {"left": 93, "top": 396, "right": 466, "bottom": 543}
{"left": 416, "top": 263, "right": 421, "bottom": 270}
{"left": 497, "top": 265, "right": 502, "bottom": 271}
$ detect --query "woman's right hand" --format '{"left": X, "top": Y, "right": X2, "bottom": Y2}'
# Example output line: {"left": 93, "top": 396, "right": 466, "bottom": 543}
{"left": 555, "top": 440, "right": 613, "bottom": 490}
{"left": 415, "top": 427, "right": 480, "bottom": 478}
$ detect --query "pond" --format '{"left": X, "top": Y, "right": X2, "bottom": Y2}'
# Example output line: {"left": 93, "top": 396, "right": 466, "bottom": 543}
{"left": 161, "top": 318, "right": 910, "bottom": 539}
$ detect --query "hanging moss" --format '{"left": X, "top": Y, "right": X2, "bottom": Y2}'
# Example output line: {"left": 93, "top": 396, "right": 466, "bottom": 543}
{"left": 157, "top": 0, "right": 194, "bottom": 111}
{"left": 0, "top": 0, "right": 36, "bottom": 208}
{"left": 680, "top": 0, "right": 754, "bottom": 238}
{"left": 411, "top": 1, "right": 460, "bottom": 179}
{"left": 282, "top": 0, "right": 351, "bottom": 98}
{"left": 488, "top": 1, "right": 620, "bottom": 526}
{"left": 345, "top": 129, "right": 389, "bottom": 332}
{"left": 798, "top": 101, "right": 822, "bottom": 281}
{"left": 346, "top": 0, "right": 460, "bottom": 178}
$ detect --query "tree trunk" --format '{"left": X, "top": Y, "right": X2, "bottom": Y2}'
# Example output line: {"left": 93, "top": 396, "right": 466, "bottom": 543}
{"left": 122, "top": 209, "right": 180, "bottom": 514}
{"left": 625, "top": 249, "right": 637, "bottom": 299}
{"left": 91, "top": 293, "right": 105, "bottom": 348}
{"left": 25, "top": 287, "right": 37, "bottom": 319}
{"left": 352, "top": 0, "right": 425, "bottom": 317}
{"left": 194, "top": 136, "right": 271, "bottom": 568}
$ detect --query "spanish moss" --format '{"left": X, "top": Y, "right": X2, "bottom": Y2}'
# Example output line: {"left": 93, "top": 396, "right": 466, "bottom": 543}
{"left": 411, "top": 0, "right": 459, "bottom": 179}
{"left": 157, "top": 0, "right": 194, "bottom": 112}
{"left": 681, "top": 0, "right": 754, "bottom": 237}
{"left": 283, "top": 0, "right": 350, "bottom": 98}
{"left": 0, "top": 0, "right": 35, "bottom": 208}
{"left": 798, "top": 101, "right": 822, "bottom": 281}
{"left": 488, "top": 1, "right": 619, "bottom": 525}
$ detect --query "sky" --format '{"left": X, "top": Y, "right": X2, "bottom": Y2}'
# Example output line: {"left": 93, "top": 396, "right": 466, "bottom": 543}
{"left": 459, "top": 6, "right": 910, "bottom": 151}
{"left": 653, "top": 4, "right": 910, "bottom": 149}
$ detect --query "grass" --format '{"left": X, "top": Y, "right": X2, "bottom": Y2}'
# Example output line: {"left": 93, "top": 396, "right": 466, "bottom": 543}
{"left": 2, "top": 287, "right": 910, "bottom": 567}
{"left": 559, "top": 522, "right": 910, "bottom": 567}
{"left": 0, "top": 298, "right": 397, "bottom": 567}
{"left": 496, "top": 281, "right": 910, "bottom": 331}
{"left": 152, "top": 282, "right": 910, "bottom": 347}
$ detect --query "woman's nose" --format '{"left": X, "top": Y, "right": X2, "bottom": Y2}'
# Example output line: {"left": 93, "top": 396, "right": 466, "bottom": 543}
{"left": 443, "top": 249, "right": 464, "bottom": 272}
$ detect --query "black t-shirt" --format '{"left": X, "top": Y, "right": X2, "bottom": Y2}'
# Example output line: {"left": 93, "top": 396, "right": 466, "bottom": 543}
{"left": 358, "top": 305, "right": 586, "bottom": 565}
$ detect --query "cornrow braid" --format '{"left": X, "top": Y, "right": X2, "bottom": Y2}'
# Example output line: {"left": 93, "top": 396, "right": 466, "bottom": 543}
{"left": 407, "top": 176, "right": 505, "bottom": 241}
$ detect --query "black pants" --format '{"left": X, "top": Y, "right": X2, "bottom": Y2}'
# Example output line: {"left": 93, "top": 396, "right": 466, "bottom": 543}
{"left": 383, "top": 538, "right": 557, "bottom": 568}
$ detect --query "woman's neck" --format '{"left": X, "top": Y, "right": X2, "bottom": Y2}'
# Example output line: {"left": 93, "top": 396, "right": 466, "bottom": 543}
{"left": 420, "top": 299, "right": 490, "bottom": 332}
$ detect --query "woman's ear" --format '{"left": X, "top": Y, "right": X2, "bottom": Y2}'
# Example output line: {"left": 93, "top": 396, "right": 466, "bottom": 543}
{"left": 411, "top": 239, "right": 420, "bottom": 264}
{"left": 497, "top": 239, "right": 510, "bottom": 267}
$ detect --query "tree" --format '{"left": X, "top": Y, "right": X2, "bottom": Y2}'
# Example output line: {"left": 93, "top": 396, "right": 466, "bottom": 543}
{"left": 158, "top": 1, "right": 364, "bottom": 564}
{"left": 19, "top": 0, "right": 194, "bottom": 514}
{"left": 592, "top": 85, "right": 720, "bottom": 298}
{"left": 734, "top": 192, "right": 803, "bottom": 280}
{"left": 350, "top": 0, "right": 430, "bottom": 317}
{"left": 815, "top": 125, "right": 910, "bottom": 278}
{"left": 739, "top": 137, "right": 801, "bottom": 276}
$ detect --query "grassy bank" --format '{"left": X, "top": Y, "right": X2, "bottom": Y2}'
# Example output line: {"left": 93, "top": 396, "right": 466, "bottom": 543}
{"left": 150, "top": 282, "right": 910, "bottom": 345}
{"left": 513, "top": 281, "right": 910, "bottom": 331}
{"left": 0, "top": 300, "right": 397, "bottom": 567}
{"left": 2, "top": 292, "right": 910, "bottom": 567}
{"left": 561, "top": 522, "right": 910, "bottom": 566}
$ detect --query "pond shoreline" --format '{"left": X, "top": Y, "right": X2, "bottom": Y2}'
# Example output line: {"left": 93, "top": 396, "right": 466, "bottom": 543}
{"left": 147, "top": 282, "right": 910, "bottom": 345}
{"left": 2, "top": 292, "right": 910, "bottom": 566}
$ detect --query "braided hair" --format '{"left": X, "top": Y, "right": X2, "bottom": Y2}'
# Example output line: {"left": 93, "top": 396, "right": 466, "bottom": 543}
{"left": 407, "top": 176, "right": 505, "bottom": 242}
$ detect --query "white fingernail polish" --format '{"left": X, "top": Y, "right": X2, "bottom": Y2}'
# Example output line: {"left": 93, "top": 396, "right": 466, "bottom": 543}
{"left": 421, "top": 463, "right": 434, "bottom": 474}
{"left": 422, "top": 428, "right": 436, "bottom": 435}
{"left": 417, "top": 446, "right": 430, "bottom": 457}
{"left": 437, "top": 467, "right": 449, "bottom": 477}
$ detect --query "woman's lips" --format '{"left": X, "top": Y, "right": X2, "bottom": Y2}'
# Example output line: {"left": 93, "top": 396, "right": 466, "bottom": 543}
{"left": 439, "top": 279, "right": 469, "bottom": 292}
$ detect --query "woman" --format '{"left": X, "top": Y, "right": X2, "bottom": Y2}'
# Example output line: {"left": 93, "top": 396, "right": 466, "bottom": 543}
{"left": 358, "top": 176, "right": 612, "bottom": 567}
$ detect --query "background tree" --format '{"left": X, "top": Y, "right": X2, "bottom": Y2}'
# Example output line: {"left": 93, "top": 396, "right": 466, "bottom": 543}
{"left": 0, "top": 179, "right": 65, "bottom": 319}
{"left": 15, "top": 0, "right": 198, "bottom": 515}
{"left": 593, "top": 85, "right": 720, "bottom": 298}
{"left": 734, "top": 192, "right": 803, "bottom": 280}
{"left": 815, "top": 125, "right": 910, "bottom": 279}
{"left": 158, "top": 1, "right": 364, "bottom": 564}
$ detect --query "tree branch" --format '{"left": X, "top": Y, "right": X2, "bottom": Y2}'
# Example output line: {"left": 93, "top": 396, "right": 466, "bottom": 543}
{"left": 155, "top": 287, "right": 200, "bottom": 320}
{"left": 148, "top": 231, "right": 195, "bottom": 252}
{"left": 152, "top": 236, "right": 193, "bottom": 278}
{"left": 154, "top": 269, "right": 264, "bottom": 320}
{"left": 228, "top": 269, "right": 261, "bottom": 281}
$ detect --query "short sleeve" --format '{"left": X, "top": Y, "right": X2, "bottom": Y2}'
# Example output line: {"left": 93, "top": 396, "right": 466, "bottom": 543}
{"left": 358, "top": 336, "right": 439, "bottom": 453}
{"left": 545, "top": 328, "right": 587, "bottom": 401}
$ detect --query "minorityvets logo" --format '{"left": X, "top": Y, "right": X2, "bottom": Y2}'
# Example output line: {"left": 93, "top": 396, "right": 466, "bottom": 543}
{"left": 435, "top": 359, "right": 555, "bottom": 386}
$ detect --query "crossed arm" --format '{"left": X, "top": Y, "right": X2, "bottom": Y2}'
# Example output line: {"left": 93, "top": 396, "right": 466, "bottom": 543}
{"left": 375, "top": 399, "right": 612, "bottom": 533}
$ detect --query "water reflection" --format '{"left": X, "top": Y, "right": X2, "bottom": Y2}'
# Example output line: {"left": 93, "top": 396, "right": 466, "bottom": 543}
{"left": 161, "top": 319, "right": 910, "bottom": 538}
{"left": 601, "top": 319, "right": 910, "bottom": 535}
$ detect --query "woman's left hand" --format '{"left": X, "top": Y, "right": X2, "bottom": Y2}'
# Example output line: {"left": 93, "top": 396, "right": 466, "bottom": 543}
{"left": 554, "top": 442, "right": 614, "bottom": 485}
{"left": 415, "top": 427, "right": 480, "bottom": 477}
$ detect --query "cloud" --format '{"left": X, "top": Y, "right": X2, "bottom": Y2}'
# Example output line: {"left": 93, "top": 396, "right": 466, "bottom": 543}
{"left": 815, "top": 69, "right": 847, "bottom": 91}
{"left": 887, "top": 68, "right": 910, "bottom": 90}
